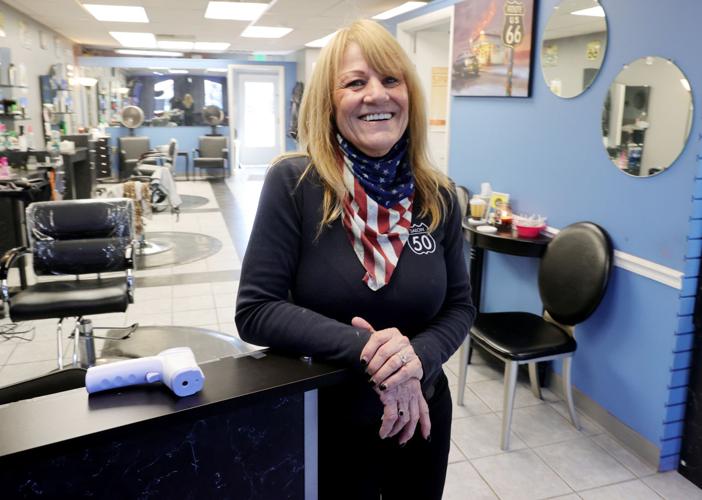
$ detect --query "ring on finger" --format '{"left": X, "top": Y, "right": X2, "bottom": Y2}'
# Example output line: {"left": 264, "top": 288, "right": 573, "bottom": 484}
{"left": 399, "top": 352, "right": 409, "bottom": 366}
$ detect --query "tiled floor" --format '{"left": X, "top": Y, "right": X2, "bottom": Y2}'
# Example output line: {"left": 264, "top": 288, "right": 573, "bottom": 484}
{"left": 1, "top": 167, "right": 701, "bottom": 499}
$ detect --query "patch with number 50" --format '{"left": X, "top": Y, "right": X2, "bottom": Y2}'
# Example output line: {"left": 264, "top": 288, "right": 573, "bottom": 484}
{"left": 407, "top": 223, "right": 437, "bottom": 255}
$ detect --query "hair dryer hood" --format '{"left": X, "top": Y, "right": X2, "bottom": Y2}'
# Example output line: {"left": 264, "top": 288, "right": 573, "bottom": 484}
{"left": 120, "top": 105, "right": 145, "bottom": 129}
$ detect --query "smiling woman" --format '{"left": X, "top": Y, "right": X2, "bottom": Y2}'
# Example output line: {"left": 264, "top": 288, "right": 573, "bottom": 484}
{"left": 235, "top": 19, "right": 475, "bottom": 500}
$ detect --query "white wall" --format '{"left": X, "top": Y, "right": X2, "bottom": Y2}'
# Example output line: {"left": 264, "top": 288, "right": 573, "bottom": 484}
{"left": 295, "top": 47, "right": 321, "bottom": 85}
{"left": 413, "top": 30, "right": 451, "bottom": 172}
{"left": 0, "top": 1, "right": 76, "bottom": 147}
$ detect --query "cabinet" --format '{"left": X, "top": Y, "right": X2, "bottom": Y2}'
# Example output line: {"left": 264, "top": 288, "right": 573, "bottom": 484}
{"left": 93, "top": 136, "right": 112, "bottom": 178}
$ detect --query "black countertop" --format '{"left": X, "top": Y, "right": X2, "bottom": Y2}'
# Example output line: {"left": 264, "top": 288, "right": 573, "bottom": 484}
{"left": 0, "top": 352, "right": 350, "bottom": 462}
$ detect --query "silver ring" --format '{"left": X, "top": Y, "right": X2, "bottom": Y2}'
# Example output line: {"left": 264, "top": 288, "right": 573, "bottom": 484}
{"left": 399, "top": 352, "right": 408, "bottom": 366}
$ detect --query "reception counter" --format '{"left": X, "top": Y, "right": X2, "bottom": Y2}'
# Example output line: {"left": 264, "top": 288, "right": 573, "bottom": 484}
{"left": 0, "top": 351, "right": 350, "bottom": 499}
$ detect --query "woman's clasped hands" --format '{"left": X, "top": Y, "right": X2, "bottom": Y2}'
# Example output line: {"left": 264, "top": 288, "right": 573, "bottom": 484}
{"left": 353, "top": 316, "right": 431, "bottom": 446}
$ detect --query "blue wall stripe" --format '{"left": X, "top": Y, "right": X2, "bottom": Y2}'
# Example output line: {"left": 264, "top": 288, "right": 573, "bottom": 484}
{"left": 658, "top": 454, "right": 679, "bottom": 472}
{"left": 666, "top": 387, "right": 688, "bottom": 406}
{"left": 683, "top": 257, "right": 700, "bottom": 277}
{"left": 671, "top": 350, "right": 694, "bottom": 370}
{"left": 662, "top": 421, "right": 685, "bottom": 440}
{"left": 676, "top": 315, "right": 695, "bottom": 334}
{"left": 681, "top": 277, "right": 698, "bottom": 297}
{"left": 668, "top": 368, "right": 691, "bottom": 388}
{"left": 673, "top": 334, "right": 695, "bottom": 353}
{"left": 678, "top": 297, "right": 695, "bottom": 315}
{"left": 660, "top": 437, "right": 682, "bottom": 457}
{"left": 663, "top": 403, "right": 687, "bottom": 423}
{"left": 693, "top": 182, "right": 702, "bottom": 200}
{"left": 685, "top": 238, "right": 702, "bottom": 258}
{"left": 692, "top": 199, "right": 702, "bottom": 219}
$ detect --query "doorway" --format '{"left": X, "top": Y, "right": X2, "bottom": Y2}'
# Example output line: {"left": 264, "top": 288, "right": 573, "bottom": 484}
{"left": 397, "top": 7, "right": 454, "bottom": 174}
{"left": 227, "top": 65, "right": 285, "bottom": 168}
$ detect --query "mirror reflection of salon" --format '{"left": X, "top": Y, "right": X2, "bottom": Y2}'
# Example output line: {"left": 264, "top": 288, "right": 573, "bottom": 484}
{"left": 541, "top": 0, "right": 608, "bottom": 98}
{"left": 602, "top": 57, "right": 693, "bottom": 177}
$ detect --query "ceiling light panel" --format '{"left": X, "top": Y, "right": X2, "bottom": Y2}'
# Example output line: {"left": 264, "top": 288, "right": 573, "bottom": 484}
{"left": 372, "top": 2, "right": 427, "bottom": 20}
{"left": 205, "top": 1, "right": 270, "bottom": 21}
{"left": 305, "top": 31, "right": 337, "bottom": 48}
{"left": 570, "top": 6, "right": 606, "bottom": 17}
{"left": 110, "top": 32, "right": 157, "bottom": 48}
{"left": 241, "top": 26, "right": 292, "bottom": 38}
{"left": 194, "top": 42, "right": 231, "bottom": 51}
{"left": 115, "top": 49, "right": 183, "bottom": 57}
{"left": 168, "top": 69, "right": 189, "bottom": 74}
{"left": 83, "top": 4, "right": 150, "bottom": 23}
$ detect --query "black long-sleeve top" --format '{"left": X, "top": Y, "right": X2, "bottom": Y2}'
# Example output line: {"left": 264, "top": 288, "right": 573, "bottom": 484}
{"left": 235, "top": 156, "right": 475, "bottom": 394}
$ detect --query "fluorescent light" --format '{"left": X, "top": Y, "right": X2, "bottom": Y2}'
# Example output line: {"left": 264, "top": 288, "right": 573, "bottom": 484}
{"left": 148, "top": 67, "right": 169, "bottom": 70}
{"left": 157, "top": 40, "right": 195, "bottom": 50}
{"left": 168, "top": 69, "right": 189, "bottom": 74}
{"left": 242, "top": 26, "right": 292, "bottom": 38}
{"left": 206, "top": 68, "right": 228, "bottom": 73}
{"left": 110, "top": 31, "right": 157, "bottom": 48}
{"left": 681, "top": 78, "right": 691, "bottom": 91}
{"left": 305, "top": 31, "right": 337, "bottom": 48}
{"left": 116, "top": 49, "right": 184, "bottom": 57}
{"left": 571, "top": 6, "right": 605, "bottom": 17}
{"left": 83, "top": 4, "right": 149, "bottom": 23}
{"left": 194, "top": 42, "right": 231, "bottom": 51}
{"left": 153, "top": 71, "right": 164, "bottom": 76}
{"left": 205, "top": 1, "right": 270, "bottom": 21}
{"left": 372, "top": 2, "right": 426, "bottom": 20}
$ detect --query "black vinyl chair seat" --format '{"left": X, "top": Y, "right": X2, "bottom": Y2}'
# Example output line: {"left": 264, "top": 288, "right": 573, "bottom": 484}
{"left": 10, "top": 278, "right": 128, "bottom": 322}
{"left": 472, "top": 312, "right": 577, "bottom": 362}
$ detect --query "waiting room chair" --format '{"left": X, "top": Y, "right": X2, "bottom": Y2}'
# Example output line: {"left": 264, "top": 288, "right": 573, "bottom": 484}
{"left": 456, "top": 185, "right": 470, "bottom": 219}
{"left": 456, "top": 222, "right": 613, "bottom": 449}
{"left": 193, "top": 136, "right": 228, "bottom": 178}
{"left": 0, "top": 199, "right": 137, "bottom": 369}
{"left": 118, "top": 136, "right": 150, "bottom": 179}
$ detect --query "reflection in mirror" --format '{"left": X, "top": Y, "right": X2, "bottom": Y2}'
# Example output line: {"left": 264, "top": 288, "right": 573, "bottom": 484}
{"left": 541, "top": 0, "right": 607, "bottom": 98}
{"left": 602, "top": 57, "right": 693, "bottom": 177}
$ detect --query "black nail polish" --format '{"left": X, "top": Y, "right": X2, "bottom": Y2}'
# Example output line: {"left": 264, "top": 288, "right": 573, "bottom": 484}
{"left": 426, "top": 434, "right": 432, "bottom": 443}
{"left": 360, "top": 358, "right": 367, "bottom": 367}
{"left": 399, "top": 410, "right": 404, "bottom": 416}
{"left": 379, "top": 383, "right": 387, "bottom": 391}
{"left": 369, "top": 378, "right": 375, "bottom": 386}
{"left": 400, "top": 442, "right": 406, "bottom": 448}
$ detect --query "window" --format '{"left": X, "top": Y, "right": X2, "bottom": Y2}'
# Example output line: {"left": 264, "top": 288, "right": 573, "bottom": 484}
{"left": 154, "top": 79, "right": 174, "bottom": 112}
{"left": 204, "top": 79, "right": 223, "bottom": 108}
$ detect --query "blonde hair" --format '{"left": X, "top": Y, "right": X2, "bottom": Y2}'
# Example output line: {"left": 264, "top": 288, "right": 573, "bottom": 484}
{"left": 288, "top": 19, "right": 452, "bottom": 232}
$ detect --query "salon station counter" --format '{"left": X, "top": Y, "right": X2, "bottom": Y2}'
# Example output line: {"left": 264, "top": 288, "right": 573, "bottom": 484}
{"left": 0, "top": 350, "right": 349, "bottom": 499}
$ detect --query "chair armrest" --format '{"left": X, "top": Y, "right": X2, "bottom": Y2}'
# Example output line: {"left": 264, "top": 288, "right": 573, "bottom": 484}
{"left": 125, "top": 244, "right": 134, "bottom": 270}
{"left": 1, "top": 246, "right": 29, "bottom": 304}
{"left": 192, "top": 148, "right": 200, "bottom": 158}
{"left": 0, "top": 246, "right": 29, "bottom": 281}
{"left": 222, "top": 148, "right": 228, "bottom": 157}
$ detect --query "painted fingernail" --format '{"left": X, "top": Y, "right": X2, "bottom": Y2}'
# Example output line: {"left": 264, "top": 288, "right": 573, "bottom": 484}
{"left": 369, "top": 378, "right": 375, "bottom": 386}
{"left": 360, "top": 358, "right": 367, "bottom": 367}
{"left": 399, "top": 442, "right": 407, "bottom": 448}
{"left": 399, "top": 410, "right": 404, "bottom": 416}
{"left": 426, "top": 434, "right": 432, "bottom": 443}
{"left": 379, "top": 383, "right": 387, "bottom": 391}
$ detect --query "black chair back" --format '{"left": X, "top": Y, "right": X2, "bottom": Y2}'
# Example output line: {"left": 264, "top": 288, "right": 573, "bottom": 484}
{"left": 26, "top": 199, "right": 135, "bottom": 276}
{"left": 538, "top": 222, "right": 613, "bottom": 325}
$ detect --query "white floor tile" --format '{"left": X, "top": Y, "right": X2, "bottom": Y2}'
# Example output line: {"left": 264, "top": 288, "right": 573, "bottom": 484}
{"left": 471, "top": 448, "right": 573, "bottom": 500}
{"left": 172, "top": 309, "right": 218, "bottom": 327}
{"left": 642, "top": 471, "right": 702, "bottom": 500}
{"left": 448, "top": 440, "right": 466, "bottom": 464}
{"left": 216, "top": 307, "right": 235, "bottom": 324}
{"left": 549, "top": 401, "right": 604, "bottom": 437}
{"left": 451, "top": 413, "right": 527, "bottom": 459}
{"left": 591, "top": 434, "right": 657, "bottom": 478}
{"left": 172, "top": 283, "right": 212, "bottom": 298}
{"left": 0, "top": 360, "right": 58, "bottom": 387}
{"left": 448, "top": 383, "right": 493, "bottom": 419}
{"left": 510, "top": 404, "right": 584, "bottom": 447}
{"left": 469, "top": 378, "right": 545, "bottom": 412}
{"left": 443, "top": 461, "right": 497, "bottom": 500}
{"left": 173, "top": 295, "right": 215, "bottom": 312}
{"left": 579, "top": 479, "right": 662, "bottom": 499}
{"left": 535, "top": 437, "right": 635, "bottom": 491}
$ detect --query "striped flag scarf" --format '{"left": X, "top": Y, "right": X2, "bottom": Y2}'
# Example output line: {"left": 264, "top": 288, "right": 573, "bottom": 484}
{"left": 337, "top": 134, "right": 415, "bottom": 291}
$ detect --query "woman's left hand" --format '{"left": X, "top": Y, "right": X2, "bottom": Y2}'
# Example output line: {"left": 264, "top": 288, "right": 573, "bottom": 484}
{"left": 353, "top": 316, "right": 423, "bottom": 391}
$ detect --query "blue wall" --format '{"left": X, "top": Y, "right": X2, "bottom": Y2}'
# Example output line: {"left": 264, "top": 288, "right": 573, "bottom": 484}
{"left": 389, "top": 0, "right": 701, "bottom": 467}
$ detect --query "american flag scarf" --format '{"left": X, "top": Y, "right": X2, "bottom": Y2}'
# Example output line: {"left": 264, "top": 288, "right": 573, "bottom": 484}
{"left": 337, "top": 134, "right": 415, "bottom": 291}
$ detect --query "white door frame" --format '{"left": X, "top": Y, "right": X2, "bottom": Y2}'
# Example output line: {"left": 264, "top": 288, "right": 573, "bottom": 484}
{"left": 397, "top": 6, "right": 455, "bottom": 174}
{"left": 227, "top": 64, "right": 286, "bottom": 167}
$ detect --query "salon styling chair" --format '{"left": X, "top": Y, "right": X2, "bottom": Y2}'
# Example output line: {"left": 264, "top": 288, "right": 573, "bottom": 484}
{"left": 457, "top": 222, "right": 613, "bottom": 450}
{"left": 0, "top": 199, "right": 137, "bottom": 370}
{"left": 193, "top": 136, "right": 228, "bottom": 178}
{"left": 134, "top": 138, "right": 178, "bottom": 176}
{"left": 118, "top": 136, "right": 150, "bottom": 179}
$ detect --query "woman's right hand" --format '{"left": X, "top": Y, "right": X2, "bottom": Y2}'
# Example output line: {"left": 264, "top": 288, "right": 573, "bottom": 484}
{"left": 377, "top": 377, "right": 431, "bottom": 445}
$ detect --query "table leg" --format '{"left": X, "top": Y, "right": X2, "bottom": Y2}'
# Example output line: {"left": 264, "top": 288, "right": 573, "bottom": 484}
{"left": 468, "top": 244, "right": 484, "bottom": 364}
{"left": 12, "top": 199, "right": 27, "bottom": 289}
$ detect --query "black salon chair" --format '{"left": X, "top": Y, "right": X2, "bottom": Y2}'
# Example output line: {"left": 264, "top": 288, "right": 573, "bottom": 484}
{"left": 456, "top": 222, "right": 613, "bottom": 450}
{"left": 0, "top": 199, "right": 136, "bottom": 370}
{"left": 193, "top": 136, "right": 228, "bottom": 178}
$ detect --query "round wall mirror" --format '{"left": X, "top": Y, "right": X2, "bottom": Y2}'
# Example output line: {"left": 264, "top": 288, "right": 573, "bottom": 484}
{"left": 541, "top": 0, "right": 608, "bottom": 98}
{"left": 601, "top": 57, "right": 694, "bottom": 177}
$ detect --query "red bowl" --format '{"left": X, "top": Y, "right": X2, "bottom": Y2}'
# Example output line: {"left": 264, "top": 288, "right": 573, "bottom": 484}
{"left": 515, "top": 224, "right": 545, "bottom": 239}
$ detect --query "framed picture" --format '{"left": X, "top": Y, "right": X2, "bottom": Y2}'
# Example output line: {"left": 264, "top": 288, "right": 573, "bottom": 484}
{"left": 19, "top": 20, "right": 31, "bottom": 49}
{"left": 451, "top": 0, "right": 536, "bottom": 97}
{"left": 40, "top": 30, "right": 49, "bottom": 50}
